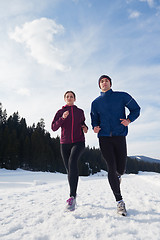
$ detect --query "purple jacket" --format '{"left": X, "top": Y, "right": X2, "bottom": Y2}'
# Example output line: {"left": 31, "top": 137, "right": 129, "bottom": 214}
{"left": 51, "top": 105, "right": 87, "bottom": 144}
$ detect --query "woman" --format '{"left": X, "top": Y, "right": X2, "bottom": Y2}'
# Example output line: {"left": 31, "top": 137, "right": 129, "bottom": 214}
{"left": 51, "top": 91, "right": 88, "bottom": 211}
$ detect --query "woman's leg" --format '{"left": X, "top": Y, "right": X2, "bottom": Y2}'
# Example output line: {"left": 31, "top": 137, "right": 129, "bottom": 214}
{"left": 68, "top": 142, "right": 85, "bottom": 197}
{"left": 60, "top": 143, "right": 71, "bottom": 173}
{"left": 60, "top": 142, "right": 85, "bottom": 198}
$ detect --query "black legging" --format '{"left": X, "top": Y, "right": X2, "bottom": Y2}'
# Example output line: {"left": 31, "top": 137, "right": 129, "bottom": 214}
{"left": 60, "top": 141, "right": 85, "bottom": 198}
{"left": 99, "top": 136, "right": 127, "bottom": 201}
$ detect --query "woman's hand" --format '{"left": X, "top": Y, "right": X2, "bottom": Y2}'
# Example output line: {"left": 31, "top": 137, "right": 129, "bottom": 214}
{"left": 62, "top": 111, "right": 69, "bottom": 119}
{"left": 82, "top": 125, "right": 88, "bottom": 133}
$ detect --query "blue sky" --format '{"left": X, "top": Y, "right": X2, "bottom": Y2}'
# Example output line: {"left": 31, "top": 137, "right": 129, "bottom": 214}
{"left": 0, "top": 0, "right": 160, "bottom": 159}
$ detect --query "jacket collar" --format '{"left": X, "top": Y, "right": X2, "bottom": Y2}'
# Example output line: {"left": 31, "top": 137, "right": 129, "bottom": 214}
{"left": 62, "top": 104, "right": 77, "bottom": 109}
{"left": 100, "top": 89, "right": 113, "bottom": 96}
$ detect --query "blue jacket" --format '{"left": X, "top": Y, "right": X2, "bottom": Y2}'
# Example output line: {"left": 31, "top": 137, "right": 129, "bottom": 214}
{"left": 90, "top": 89, "right": 140, "bottom": 137}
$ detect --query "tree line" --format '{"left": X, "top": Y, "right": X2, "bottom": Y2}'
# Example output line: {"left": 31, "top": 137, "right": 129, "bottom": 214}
{"left": 0, "top": 102, "right": 160, "bottom": 175}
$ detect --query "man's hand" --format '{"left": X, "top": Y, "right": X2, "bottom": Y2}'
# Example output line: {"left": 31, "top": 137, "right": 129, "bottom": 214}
{"left": 120, "top": 119, "right": 131, "bottom": 127}
{"left": 94, "top": 126, "right": 101, "bottom": 133}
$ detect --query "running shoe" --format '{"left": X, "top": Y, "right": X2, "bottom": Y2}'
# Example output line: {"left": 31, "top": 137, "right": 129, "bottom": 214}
{"left": 66, "top": 196, "right": 76, "bottom": 211}
{"left": 117, "top": 200, "right": 127, "bottom": 216}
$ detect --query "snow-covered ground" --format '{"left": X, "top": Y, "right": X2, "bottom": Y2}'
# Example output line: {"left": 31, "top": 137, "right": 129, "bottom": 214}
{"left": 0, "top": 169, "right": 160, "bottom": 240}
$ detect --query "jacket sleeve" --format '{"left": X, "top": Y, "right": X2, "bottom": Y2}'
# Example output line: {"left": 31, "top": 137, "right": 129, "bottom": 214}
{"left": 124, "top": 93, "right": 141, "bottom": 122}
{"left": 51, "top": 110, "right": 64, "bottom": 131}
{"left": 90, "top": 101, "right": 100, "bottom": 129}
{"left": 81, "top": 110, "right": 88, "bottom": 129}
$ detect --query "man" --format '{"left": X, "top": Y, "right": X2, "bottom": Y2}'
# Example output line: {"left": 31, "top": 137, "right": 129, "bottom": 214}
{"left": 90, "top": 75, "right": 140, "bottom": 216}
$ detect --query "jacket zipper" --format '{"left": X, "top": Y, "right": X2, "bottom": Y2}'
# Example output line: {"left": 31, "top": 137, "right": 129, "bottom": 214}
{"left": 71, "top": 106, "right": 74, "bottom": 143}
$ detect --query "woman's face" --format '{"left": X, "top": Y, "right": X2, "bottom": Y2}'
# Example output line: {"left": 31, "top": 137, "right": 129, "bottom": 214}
{"left": 64, "top": 92, "right": 75, "bottom": 106}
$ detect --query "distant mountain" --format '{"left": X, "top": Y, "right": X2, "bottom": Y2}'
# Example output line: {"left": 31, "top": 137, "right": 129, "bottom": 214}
{"left": 129, "top": 155, "right": 160, "bottom": 164}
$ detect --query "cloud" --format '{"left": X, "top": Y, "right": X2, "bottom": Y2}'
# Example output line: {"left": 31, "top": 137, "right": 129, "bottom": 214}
{"left": 72, "top": 0, "right": 79, "bottom": 3}
{"left": 16, "top": 88, "right": 30, "bottom": 96}
{"left": 129, "top": 10, "right": 141, "bottom": 18}
{"left": 9, "top": 18, "right": 70, "bottom": 72}
{"left": 139, "top": 0, "right": 154, "bottom": 8}
{"left": 65, "top": 24, "right": 102, "bottom": 69}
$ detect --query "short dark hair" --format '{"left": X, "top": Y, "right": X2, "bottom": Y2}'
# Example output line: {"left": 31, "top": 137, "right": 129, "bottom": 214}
{"left": 98, "top": 75, "right": 112, "bottom": 88}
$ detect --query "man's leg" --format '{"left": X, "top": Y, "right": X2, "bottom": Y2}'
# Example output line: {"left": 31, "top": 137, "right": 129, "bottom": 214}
{"left": 99, "top": 137, "right": 122, "bottom": 201}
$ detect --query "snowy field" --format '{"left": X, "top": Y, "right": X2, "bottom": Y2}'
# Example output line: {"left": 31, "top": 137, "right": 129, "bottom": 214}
{"left": 0, "top": 169, "right": 160, "bottom": 240}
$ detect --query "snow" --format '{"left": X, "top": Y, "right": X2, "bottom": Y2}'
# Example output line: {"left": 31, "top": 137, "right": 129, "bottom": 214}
{"left": 0, "top": 169, "right": 160, "bottom": 240}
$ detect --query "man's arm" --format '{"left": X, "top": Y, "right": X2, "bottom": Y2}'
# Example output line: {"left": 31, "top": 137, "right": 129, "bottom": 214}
{"left": 125, "top": 93, "right": 141, "bottom": 122}
{"left": 90, "top": 102, "right": 100, "bottom": 131}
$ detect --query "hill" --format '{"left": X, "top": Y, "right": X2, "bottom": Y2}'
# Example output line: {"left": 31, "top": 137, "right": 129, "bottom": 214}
{"left": 130, "top": 155, "right": 160, "bottom": 164}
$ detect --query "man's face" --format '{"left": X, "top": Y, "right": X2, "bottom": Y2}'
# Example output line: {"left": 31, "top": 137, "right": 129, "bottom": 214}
{"left": 99, "top": 78, "right": 111, "bottom": 92}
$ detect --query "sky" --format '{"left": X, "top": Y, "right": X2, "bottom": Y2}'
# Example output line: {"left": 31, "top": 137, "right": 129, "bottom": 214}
{"left": 0, "top": 0, "right": 160, "bottom": 159}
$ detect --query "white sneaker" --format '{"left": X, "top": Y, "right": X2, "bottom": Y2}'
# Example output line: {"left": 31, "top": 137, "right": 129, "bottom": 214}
{"left": 117, "top": 200, "right": 127, "bottom": 216}
{"left": 66, "top": 196, "right": 76, "bottom": 211}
